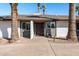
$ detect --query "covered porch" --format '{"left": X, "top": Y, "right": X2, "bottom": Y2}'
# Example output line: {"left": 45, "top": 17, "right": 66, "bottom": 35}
{"left": 20, "top": 16, "right": 56, "bottom": 39}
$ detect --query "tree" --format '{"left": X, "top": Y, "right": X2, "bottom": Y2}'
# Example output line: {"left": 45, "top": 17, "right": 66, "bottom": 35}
{"left": 42, "top": 3, "right": 46, "bottom": 15}
{"left": 38, "top": 3, "right": 40, "bottom": 13}
{"left": 9, "top": 3, "right": 19, "bottom": 43}
{"left": 67, "top": 3, "right": 78, "bottom": 42}
{"left": 76, "top": 4, "right": 79, "bottom": 15}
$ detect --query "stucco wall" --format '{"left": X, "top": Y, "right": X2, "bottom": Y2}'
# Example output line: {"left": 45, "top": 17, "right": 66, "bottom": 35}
{"left": 0, "top": 21, "right": 20, "bottom": 39}
{"left": 56, "top": 21, "right": 68, "bottom": 38}
{"left": 0, "top": 21, "right": 68, "bottom": 39}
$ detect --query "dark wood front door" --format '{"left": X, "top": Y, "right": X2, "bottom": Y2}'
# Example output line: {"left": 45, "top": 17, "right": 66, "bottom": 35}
{"left": 35, "top": 23, "right": 44, "bottom": 36}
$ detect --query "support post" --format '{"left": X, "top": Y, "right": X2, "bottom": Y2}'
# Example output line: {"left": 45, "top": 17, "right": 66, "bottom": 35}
{"left": 30, "top": 20, "right": 34, "bottom": 39}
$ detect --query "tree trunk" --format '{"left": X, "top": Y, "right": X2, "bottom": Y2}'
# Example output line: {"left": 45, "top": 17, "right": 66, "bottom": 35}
{"left": 67, "top": 3, "right": 78, "bottom": 42}
{"left": 78, "top": 11, "right": 79, "bottom": 15}
{"left": 43, "top": 9, "right": 45, "bottom": 15}
{"left": 9, "top": 3, "right": 19, "bottom": 43}
{"left": 38, "top": 3, "right": 40, "bottom": 13}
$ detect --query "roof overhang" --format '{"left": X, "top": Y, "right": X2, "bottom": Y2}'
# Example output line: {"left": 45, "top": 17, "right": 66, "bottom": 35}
{"left": 0, "top": 15, "right": 79, "bottom": 21}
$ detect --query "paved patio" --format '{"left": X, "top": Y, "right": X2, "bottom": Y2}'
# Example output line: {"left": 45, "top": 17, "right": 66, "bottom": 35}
{"left": 0, "top": 37, "right": 79, "bottom": 56}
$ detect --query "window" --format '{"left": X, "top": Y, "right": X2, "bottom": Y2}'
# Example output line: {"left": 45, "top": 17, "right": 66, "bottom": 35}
{"left": 51, "top": 23, "right": 55, "bottom": 28}
{"left": 22, "top": 22, "right": 30, "bottom": 30}
{"left": 47, "top": 22, "right": 50, "bottom": 28}
{"left": 47, "top": 22, "right": 55, "bottom": 28}
{"left": 22, "top": 22, "right": 26, "bottom": 29}
{"left": 26, "top": 23, "right": 30, "bottom": 30}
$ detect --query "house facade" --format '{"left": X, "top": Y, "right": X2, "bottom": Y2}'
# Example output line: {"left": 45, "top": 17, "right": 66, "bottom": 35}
{"left": 0, "top": 15, "right": 79, "bottom": 39}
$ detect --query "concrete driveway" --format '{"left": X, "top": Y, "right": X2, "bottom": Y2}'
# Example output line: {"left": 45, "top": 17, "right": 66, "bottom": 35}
{"left": 0, "top": 37, "right": 79, "bottom": 56}
{"left": 50, "top": 43, "right": 79, "bottom": 56}
{"left": 0, "top": 39, "right": 54, "bottom": 56}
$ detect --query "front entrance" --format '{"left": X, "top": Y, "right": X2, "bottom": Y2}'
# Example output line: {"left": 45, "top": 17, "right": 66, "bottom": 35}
{"left": 20, "top": 22, "right": 30, "bottom": 38}
{"left": 20, "top": 21, "right": 56, "bottom": 39}
{"left": 21, "top": 21, "right": 45, "bottom": 38}
{"left": 35, "top": 23, "right": 44, "bottom": 36}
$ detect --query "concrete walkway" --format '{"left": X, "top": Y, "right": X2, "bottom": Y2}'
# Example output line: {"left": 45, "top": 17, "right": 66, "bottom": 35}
{"left": 0, "top": 37, "right": 79, "bottom": 56}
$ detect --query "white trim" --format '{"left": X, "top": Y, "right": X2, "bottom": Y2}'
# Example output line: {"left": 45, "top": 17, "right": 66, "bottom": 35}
{"left": 30, "top": 20, "right": 34, "bottom": 39}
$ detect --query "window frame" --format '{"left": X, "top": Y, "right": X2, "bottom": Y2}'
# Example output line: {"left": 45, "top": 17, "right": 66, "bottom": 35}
{"left": 21, "top": 22, "right": 30, "bottom": 31}
{"left": 47, "top": 22, "right": 55, "bottom": 28}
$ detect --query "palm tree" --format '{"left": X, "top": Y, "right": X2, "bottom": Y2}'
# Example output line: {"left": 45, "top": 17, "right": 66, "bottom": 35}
{"left": 38, "top": 3, "right": 40, "bottom": 13}
{"left": 42, "top": 4, "right": 46, "bottom": 15}
{"left": 76, "top": 4, "right": 79, "bottom": 15}
{"left": 9, "top": 3, "right": 19, "bottom": 43}
{"left": 67, "top": 3, "right": 78, "bottom": 42}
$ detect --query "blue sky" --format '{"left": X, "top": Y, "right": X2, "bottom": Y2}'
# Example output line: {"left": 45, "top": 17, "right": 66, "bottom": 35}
{"left": 0, "top": 3, "right": 70, "bottom": 16}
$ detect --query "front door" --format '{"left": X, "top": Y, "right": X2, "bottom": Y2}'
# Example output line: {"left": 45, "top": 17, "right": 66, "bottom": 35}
{"left": 35, "top": 23, "right": 44, "bottom": 36}
{"left": 21, "top": 22, "right": 30, "bottom": 38}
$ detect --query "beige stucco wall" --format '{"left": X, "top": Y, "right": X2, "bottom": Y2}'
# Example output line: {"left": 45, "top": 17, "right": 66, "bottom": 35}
{"left": 56, "top": 21, "right": 68, "bottom": 38}
{"left": 44, "top": 21, "right": 68, "bottom": 38}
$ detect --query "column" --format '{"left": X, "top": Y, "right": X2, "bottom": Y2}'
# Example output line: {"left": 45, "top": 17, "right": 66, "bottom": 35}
{"left": 30, "top": 20, "right": 34, "bottom": 39}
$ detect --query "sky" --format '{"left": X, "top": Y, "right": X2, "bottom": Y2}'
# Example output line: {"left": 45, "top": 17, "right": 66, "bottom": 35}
{"left": 0, "top": 3, "right": 70, "bottom": 16}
